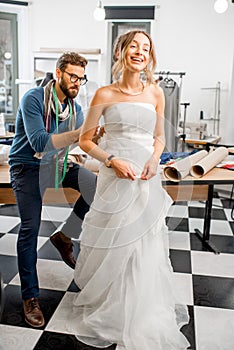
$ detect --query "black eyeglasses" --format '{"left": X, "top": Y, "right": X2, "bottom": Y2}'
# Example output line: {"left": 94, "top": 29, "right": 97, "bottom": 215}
{"left": 63, "top": 71, "right": 88, "bottom": 85}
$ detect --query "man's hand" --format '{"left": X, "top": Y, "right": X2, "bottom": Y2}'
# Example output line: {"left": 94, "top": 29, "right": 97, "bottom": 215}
{"left": 92, "top": 126, "right": 105, "bottom": 145}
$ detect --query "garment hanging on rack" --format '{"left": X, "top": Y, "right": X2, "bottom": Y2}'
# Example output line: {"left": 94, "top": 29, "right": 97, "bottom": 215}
{"left": 159, "top": 78, "right": 180, "bottom": 152}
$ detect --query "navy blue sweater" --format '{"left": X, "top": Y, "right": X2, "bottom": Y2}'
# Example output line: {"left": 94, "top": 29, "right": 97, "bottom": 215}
{"left": 9, "top": 87, "right": 84, "bottom": 167}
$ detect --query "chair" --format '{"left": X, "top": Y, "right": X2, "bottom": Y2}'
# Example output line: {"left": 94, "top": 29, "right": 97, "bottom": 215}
{"left": 174, "top": 133, "right": 186, "bottom": 152}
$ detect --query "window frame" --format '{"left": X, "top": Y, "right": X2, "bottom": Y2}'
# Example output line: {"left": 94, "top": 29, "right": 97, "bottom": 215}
{"left": 0, "top": 11, "right": 18, "bottom": 123}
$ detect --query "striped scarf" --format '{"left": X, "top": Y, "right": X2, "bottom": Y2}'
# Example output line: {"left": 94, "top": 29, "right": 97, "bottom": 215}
{"left": 43, "top": 79, "right": 76, "bottom": 132}
{"left": 34, "top": 79, "right": 76, "bottom": 160}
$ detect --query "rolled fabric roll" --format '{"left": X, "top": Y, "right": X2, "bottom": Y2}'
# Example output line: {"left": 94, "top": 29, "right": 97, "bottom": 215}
{"left": 190, "top": 146, "right": 229, "bottom": 178}
{"left": 163, "top": 150, "right": 208, "bottom": 182}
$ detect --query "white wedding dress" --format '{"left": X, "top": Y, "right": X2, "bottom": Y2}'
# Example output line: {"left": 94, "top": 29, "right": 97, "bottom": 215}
{"left": 68, "top": 103, "right": 190, "bottom": 349}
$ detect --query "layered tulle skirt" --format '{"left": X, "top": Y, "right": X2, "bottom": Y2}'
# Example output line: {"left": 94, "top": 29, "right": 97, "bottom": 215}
{"left": 66, "top": 164, "right": 190, "bottom": 349}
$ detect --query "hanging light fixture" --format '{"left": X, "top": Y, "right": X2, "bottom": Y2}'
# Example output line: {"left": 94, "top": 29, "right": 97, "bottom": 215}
{"left": 93, "top": 0, "right": 105, "bottom": 21}
{"left": 214, "top": 0, "right": 229, "bottom": 13}
{"left": 4, "top": 52, "right": 11, "bottom": 60}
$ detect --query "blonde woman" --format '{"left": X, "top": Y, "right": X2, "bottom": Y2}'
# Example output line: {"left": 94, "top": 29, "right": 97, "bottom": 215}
{"left": 68, "top": 31, "right": 190, "bottom": 350}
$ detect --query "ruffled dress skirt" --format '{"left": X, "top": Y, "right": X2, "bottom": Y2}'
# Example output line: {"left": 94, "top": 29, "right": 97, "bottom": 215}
{"left": 66, "top": 103, "right": 190, "bottom": 349}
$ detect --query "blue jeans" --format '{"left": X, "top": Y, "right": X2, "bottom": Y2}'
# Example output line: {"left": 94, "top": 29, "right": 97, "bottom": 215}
{"left": 10, "top": 163, "right": 96, "bottom": 300}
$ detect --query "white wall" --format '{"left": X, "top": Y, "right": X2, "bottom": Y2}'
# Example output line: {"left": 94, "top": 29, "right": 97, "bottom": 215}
{"left": 154, "top": 0, "right": 234, "bottom": 141}
{"left": 1, "top": 0, "right": 234, "bottom": 142}
{"left": 226, "top": 50, "right": 234, "bottom": 144}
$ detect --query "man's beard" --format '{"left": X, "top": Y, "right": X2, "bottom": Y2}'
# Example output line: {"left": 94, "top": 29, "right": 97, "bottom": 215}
{"left": 59, "top": 78, "right": 79, "bottom": 99}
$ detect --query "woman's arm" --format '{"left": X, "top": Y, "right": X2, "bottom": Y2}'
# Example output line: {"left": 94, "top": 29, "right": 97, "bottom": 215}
{"left": 79, "top": 87, "right": 136, "bottom": 180}
{"left": 79, "top": 87, "right": 111, "bottom": 163}
{"left": 153, "top": 86, "right": 166, "bottom": 159}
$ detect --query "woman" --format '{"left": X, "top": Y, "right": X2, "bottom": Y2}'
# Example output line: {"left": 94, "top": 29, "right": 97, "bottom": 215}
{"left": 68, "top": 31, "right": 190, "bottom": 349}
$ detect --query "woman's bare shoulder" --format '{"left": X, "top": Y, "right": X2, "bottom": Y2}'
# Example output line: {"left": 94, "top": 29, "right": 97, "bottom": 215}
{"left": 93, "top": 84, "right": 116, "bottom": 100}
{"left": 91, "top": 83, "right": 118, "bottom": 110}
{"left": 148, "top": 82, "right": 164, "bottom": 97}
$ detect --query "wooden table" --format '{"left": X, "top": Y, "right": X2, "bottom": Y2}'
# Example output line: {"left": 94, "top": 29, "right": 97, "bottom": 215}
{"left": 184, "top": 136, "right": 221, "bottom": 148}
{"left": 1, "top": 163, "right": 234, "bottom": 254}
{"left": 0, "top": 163, "right": 211, "bottom": 204}
{"left": 0, "top": 163, "right": 79, "bottom": 204}
{"left": 0, "top": 132, "right": 14, "bottom": 139}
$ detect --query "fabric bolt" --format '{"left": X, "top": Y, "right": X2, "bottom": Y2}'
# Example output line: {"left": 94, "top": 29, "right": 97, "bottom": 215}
{"left": 160, "top": 150, "right": 198, "bottom": 165}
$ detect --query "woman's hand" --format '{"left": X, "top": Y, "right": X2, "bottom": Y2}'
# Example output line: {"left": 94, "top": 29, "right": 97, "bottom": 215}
{"left": 111, "top": 158, "right": 136, "bottom": 180}
{"left": 141, "top": 155, "right": 159, "bottom": 180}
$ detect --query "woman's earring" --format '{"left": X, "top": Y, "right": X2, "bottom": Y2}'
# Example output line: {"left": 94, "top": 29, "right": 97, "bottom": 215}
{"left": 141, "top": 67, "right": 148, "bottom": 82}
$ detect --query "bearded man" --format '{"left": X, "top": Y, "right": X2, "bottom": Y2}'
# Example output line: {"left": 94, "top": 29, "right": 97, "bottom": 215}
{"left": 9, "top": 52, "right": 97, "bottom": 328}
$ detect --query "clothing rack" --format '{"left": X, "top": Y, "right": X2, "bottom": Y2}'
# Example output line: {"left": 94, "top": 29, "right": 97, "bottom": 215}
{"left": 155, "top": 71, "right": 186, "bottom": 78}
{"left": 154, "top": 71, "right": 187, "bottom": 151}
{"left": 154, "top": 71, "right": 186, "bottom": 100}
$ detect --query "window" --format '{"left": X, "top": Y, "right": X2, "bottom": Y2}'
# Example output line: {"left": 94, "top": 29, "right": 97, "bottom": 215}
{"left": 0, "top": 12, "right": 18, "bottom": 123}
{"left": 109, "top": 21, "right": 151, "bottom": 82}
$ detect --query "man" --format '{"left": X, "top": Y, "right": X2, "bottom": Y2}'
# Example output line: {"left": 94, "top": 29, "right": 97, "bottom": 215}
{"left": 8, "top": 52, "right": 97, "bottom": 328}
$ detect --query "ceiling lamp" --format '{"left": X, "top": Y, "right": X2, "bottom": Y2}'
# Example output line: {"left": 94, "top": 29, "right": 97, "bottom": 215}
{"left": 214, "top": 0, "right": 229, "bottom": 13}
{"left": 93, "top": 0, "right": 105, "bottom": 21}
{"left": 4, "top": 52, "right": 12, "bottom": 60}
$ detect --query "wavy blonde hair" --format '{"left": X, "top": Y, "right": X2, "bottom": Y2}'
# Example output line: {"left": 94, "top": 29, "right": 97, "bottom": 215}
{"left": 112, "top": 30, "right": 156, "bottom": 84}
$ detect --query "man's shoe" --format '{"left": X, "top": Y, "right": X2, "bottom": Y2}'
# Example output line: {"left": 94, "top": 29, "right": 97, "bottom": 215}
{"left": 50, "top": 231, "right": 76, "bottom": 269}
{"left": 23, "top": 298, "right": 45, "bottom": 328}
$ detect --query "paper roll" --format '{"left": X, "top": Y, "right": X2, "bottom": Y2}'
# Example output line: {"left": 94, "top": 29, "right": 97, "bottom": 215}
{"left": 163, "top": 150, "right": 208, "bottom": 182}
{"left": 190, "top": 146, "right": 229, "bottom": 178}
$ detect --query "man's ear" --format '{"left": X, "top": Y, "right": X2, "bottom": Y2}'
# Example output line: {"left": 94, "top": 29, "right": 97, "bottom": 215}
{"left": 56, "top": 68, "right": 62, "bottom": 79}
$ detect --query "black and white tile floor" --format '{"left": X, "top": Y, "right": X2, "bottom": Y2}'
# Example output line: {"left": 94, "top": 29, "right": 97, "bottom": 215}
{"left": 0, "top": 189, "right": 234, "bottom": 350}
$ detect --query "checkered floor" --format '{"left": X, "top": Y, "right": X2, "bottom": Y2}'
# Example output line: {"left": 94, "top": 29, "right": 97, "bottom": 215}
{"left": 0, "top": 188, "right": 234, "bottom": 350}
